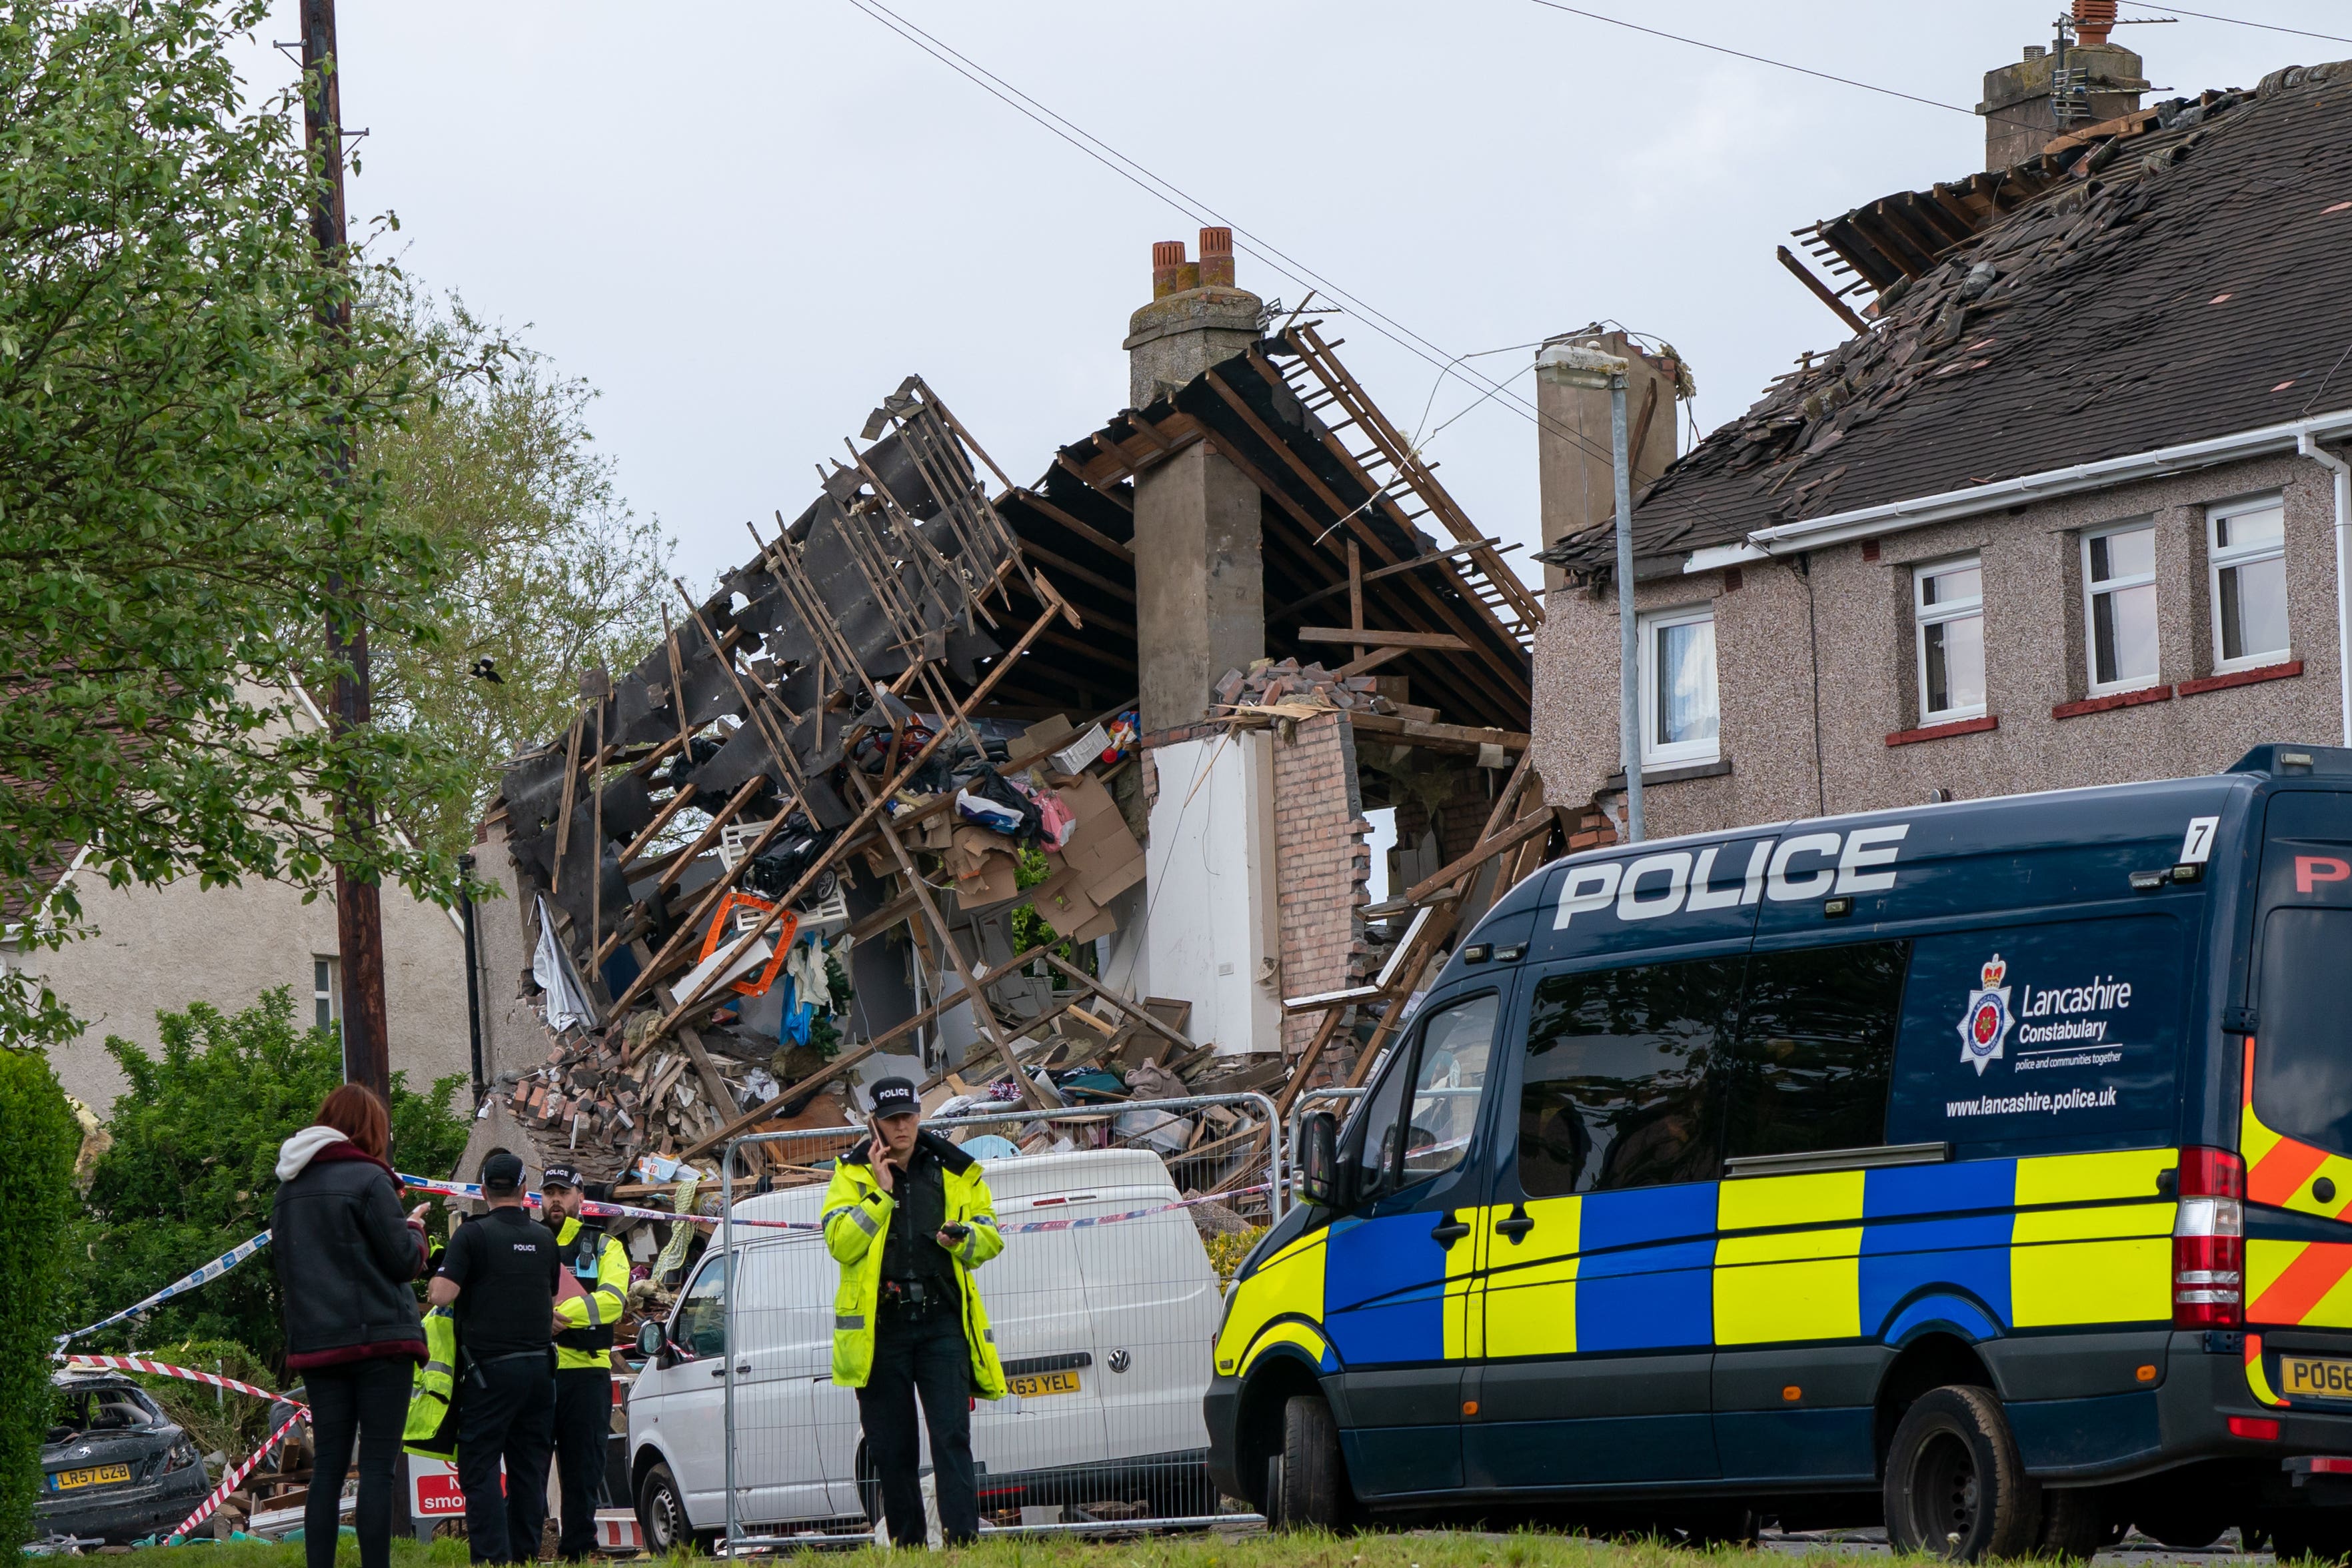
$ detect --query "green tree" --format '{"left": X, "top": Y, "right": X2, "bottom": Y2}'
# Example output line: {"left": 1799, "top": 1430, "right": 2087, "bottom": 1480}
{"left": 0, "top": 1050, "right": 77, "bottom": 1551}
{"left": 363, "top": 285, "right": 673, "bottom": 866}
{"left": 63, "top": 990, "right": 468, "bottom": 1367}
{"left": 0, "top": 1, "right": 470, "bottom": 1047}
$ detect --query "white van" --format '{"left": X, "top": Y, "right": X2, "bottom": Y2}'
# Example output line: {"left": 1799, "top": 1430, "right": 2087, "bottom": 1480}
{"left": 626, "top": 1148, "right": 1224, "bottom": 1545}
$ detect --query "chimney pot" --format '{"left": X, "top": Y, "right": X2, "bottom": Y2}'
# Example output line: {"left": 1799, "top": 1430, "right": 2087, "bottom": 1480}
{"left": 2023, "top": 43, "right": 2045, "bottom": 59}
{"left": 1198, "top": 227, "right": 1236, "bottom": 288}
{"left": 1152, "top": 240, "right": 1188, "bottom": 300}
{"left": 2075, "top": 0, "right": 2117, "bottom": 48}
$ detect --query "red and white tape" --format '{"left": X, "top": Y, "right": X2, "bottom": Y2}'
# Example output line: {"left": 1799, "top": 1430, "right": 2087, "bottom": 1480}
{"left": 65, "top": 1355, "right": 282, "bottom": 1404}
{"left": 166, "top": 1405, "right": 307, "bottom": 1544}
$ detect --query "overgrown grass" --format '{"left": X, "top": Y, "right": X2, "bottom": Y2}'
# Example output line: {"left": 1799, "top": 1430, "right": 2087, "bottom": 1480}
{"left": 131, "top": 1527, "right": 2025, "bottom": 1568}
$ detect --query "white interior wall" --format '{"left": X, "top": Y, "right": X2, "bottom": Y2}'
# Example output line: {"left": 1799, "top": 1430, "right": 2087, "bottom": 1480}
{"left": 1143, "top": 732, "right": 1280, "bottom": 1057}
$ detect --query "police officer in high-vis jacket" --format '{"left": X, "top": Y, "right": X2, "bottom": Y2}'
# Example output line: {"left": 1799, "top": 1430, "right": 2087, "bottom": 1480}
{"left": 541, "top": 1166, "right": 628, "bottom": 1562}
{"left": 821, "top": 1078, "right": 1004, "bottom": 1545}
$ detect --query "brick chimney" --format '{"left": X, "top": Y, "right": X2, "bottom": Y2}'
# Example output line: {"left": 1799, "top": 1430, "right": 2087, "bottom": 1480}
{"left": 1126, "top": 228, "right": 1261, "bottom": 409}
{"left": 1978, "top": 0, "right": 2149, "bottom": 171}
{"left": 1123, "top": 231, "right": 1266, "bottom": 734}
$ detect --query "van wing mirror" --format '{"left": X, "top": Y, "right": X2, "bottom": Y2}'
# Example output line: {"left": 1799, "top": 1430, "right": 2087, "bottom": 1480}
{"left": 635, "top": 1320, "right": 667, "bottom": 1359}
{"left": 1298, "top": 1111, "right": 1344, "bottom": 1207}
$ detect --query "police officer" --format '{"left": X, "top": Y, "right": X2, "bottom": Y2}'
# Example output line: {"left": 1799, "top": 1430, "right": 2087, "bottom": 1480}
{"left": 820, "top": 1078, "right": 1006, "bottom": 1546}
{"left": 541, "top": 1166, "right": 627, "bottom": 1562}
{"left": 429, "top": 1150, "right": 558, "bottom": 1565}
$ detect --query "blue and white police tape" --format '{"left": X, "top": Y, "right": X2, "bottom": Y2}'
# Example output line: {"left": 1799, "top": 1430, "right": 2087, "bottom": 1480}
{"left": 400, "top": 1173, "right": 1270, "bottom": 1236}
{"left": 61, "top": 1174, "right": 1275, "bottom": 1349}
{"left": 55, "top": 1229, "right": 274, "bottom": 1349}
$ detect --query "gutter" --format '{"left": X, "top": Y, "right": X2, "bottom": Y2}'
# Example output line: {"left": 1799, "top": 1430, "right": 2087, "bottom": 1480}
{"left": 1682, "top": 406, "right": 2352, "bottom": 569}
{"left": 1686, "top": 409, "right": 2352, "bottom": 740}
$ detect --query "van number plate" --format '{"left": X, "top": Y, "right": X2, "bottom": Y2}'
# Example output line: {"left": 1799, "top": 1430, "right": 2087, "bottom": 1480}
{"left": 52, "top": 1464, "right": 130, "bottom": 1491}
{"left": 1006, "top": 1369, "right": 1081, "bottom": 1398}
{"left": 2281, "top": 1355, "right": 2352, "bottom": 1400}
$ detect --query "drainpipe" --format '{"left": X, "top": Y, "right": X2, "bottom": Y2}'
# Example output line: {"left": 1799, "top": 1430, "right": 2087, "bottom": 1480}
{"left": 1610, "top": 372, "right": 1644, "bottom": 843}
{"left": 2298, "top": 429, "right": 2352, "bottom": 746}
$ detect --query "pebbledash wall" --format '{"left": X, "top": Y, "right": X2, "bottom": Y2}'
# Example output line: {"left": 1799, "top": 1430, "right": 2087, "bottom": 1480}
{"left": 1532, "top": 448, "right": 2348, "bottom": 837}
{"left": 29, "top": 860, "right": 471, "bottom": 1112}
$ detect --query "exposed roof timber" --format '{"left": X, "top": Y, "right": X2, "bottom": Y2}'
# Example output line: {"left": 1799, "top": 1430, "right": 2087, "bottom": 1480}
{"left": 1149, "top": 393, "right": 1530, "bottom": 720}
{"left": 1249, "top": 497, "right": 1505, "bottom": 724}
{"left": 1002, "top": 486, "right": 1133, "bottom": 564}
{"left": 1268, "top": 327, "right": 1545, "bottom": 636}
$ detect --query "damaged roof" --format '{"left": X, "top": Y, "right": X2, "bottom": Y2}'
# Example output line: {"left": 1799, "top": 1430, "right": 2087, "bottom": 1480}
{"left": 1008, "top": 323, "right": 1537, "bottom": 733}
{"left": 1545, "top": 59, "right": 2352, "bottom": 579}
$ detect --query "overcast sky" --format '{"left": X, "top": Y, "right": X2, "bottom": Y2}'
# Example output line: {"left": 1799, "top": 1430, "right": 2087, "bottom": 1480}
{"left": 241, "top": 1, "right": 2347, "bottom": 590}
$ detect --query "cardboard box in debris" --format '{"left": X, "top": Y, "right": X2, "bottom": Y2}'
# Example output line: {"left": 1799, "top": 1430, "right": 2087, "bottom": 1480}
{"left": 916, "top": 715, "right": 1144, "bottom": 937}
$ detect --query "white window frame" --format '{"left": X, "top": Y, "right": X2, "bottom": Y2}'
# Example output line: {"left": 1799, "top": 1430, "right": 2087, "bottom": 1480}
{"left": 313, "top": 955, "right": 341, "bottom": 1037}
{"left": 1913, "top": 555, "right": 1987, "bottom": 724}
{"left": 2207, "top": 494, "right": 2290, "bottom": 672}
{"left": 2081, "top": 520, "right": 2160, "bottom": 696}
{"left": 1636, "top": 604, "right": 1720, "bottom": 768}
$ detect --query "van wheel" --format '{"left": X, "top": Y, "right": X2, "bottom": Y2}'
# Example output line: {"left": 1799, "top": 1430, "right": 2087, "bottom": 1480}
{"left": 2036, "top": 1485, "right": 2109, "bottom": 1560}
{"left": 1883, "top": 1385, "right": 2039, "bottom": 1560}
{"left": 1269, "top": 1393, "right": 1354, "bottom": 1531}
{"left": 635, "top": 1461, "right": 690, "bottom": 1556}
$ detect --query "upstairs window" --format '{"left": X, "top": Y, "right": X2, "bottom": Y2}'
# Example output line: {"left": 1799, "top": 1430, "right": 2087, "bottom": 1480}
{"left": 1913, "top": 558, "right": 1986, "bottom": 722}
{"left": 1638, "top": 606, "right": 1719, "bottom": 767}
{"left": 2209, "top": 497, "right": 2289, "bottom": 670}
{"left": 2083, "top": 522, "right": 2159, "bottom": 693}
{"left": 313, "top": 956, "right": 341, "bottom": 1038}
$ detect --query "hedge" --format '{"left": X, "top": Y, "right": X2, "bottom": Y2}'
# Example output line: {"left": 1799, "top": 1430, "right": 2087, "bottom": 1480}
{"left": 0, "top": 1049, "right": 80, "bottom": 1551}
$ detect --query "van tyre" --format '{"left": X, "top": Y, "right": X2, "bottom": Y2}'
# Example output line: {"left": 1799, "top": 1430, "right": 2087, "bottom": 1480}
{"left": 1883, "top": 1385, "right": 2039, "bottom": 1561}
{"left": 1270, "top": 1393, "right": 1354, "bottom": 1531}
{"left": 2035, "top": 1485, "right": 2109, "bottom": 1561}
{"left": 635, "top": 1461, "right": 690, "bottom": 1556}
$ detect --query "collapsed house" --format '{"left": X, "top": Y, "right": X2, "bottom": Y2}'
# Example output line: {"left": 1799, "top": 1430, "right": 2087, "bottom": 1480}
{"left": 465, "top": 231, "right": 1596, "bottom": 1231}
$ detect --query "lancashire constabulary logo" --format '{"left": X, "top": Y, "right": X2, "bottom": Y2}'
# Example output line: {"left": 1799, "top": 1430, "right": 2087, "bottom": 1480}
{"left": 1957, "top": 955, "right": 2014, "bottom": 1076}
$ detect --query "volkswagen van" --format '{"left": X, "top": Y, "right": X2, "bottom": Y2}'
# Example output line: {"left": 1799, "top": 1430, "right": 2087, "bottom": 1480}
{"left": 1208, "top": 746, "right": 2352, "bottom": 1559}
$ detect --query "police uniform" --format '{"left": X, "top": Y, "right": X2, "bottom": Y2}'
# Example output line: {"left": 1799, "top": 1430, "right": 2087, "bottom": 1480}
{"left": 545, "top": 1167, "right": 628, "bottom": 1562}
{"left": 437, "top": 1152, "right": 559, "bottom": 1566}
{"left": 820, "top": 1078, "right": 1004, "bottom": 1546}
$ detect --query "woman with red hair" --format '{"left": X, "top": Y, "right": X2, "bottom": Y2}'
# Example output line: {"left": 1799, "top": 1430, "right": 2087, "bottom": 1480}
{"left": 272, "top": 1084, "right": 431, "bottom": 1568}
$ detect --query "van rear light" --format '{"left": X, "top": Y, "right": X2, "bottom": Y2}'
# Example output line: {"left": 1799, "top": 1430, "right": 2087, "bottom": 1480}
{"left": 2231, "top": 1415, "right": 2282, "bottom": 1441}
{"left": 2175, "top": 1146, "right": 2246, "bottom": 1328}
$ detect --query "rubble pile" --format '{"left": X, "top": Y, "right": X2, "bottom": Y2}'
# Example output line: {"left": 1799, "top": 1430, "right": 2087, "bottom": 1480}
{"left": 1212, "top": 657, "right": 1398, "bottom": 716}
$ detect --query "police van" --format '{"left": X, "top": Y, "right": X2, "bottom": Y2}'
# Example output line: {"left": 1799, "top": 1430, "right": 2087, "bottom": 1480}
{"left": 1208, "top": 746, "right": 2352, "bottom": 1559}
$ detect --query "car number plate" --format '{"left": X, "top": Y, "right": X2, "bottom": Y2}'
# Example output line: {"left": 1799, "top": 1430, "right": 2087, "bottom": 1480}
{"left": 53, "top": 1463, "right": 131, "bottom": 1491}
{"left": 1006, "top": 1369, "right": 1081, "bottom": 1399}
{"left": 2281, "top": 1355, "right": 2352, "bottom": 1400}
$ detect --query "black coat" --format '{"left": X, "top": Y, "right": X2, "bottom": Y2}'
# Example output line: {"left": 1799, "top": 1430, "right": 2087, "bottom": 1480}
{"left": 271, "top": 1142, "right": 429, "bottom": 1369}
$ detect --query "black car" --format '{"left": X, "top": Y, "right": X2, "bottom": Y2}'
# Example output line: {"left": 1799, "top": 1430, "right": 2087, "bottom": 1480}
{"left": 32, "top": 1373, "right": 210, "bottom": 1545}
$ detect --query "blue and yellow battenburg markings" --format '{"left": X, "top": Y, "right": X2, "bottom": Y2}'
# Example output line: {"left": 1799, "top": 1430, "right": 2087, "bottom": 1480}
{"left": 1216, "top": 1149, "right": 2179, "bottom": 1376}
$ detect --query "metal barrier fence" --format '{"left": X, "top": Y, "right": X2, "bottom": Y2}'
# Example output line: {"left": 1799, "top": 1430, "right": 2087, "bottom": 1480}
{"left": 654, "top": 1094, "right": 1280, "bottom": 1548}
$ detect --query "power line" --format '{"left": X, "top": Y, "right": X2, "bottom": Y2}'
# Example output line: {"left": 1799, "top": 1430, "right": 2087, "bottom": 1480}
{"left": 841, "top": 0, "right": 1740, "bottom": 542}
{"left": 2117, "top": 2, "right": 2352, "bottom": 46}
{"left": 842, "top": 0, "right": 1590, "bottom": 457}
{"left": 1520, "top": 0, "right": 1978, "bottom": 117}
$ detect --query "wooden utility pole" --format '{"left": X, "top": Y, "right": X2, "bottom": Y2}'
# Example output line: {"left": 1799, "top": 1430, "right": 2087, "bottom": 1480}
{"left": 304, "top": 0, "right": 389, "bottom": 1101}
